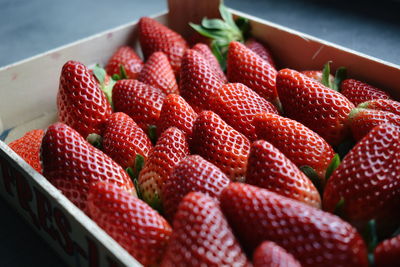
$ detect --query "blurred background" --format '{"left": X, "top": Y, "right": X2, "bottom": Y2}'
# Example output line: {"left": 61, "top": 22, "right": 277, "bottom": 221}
{"left": 0, "top": 0, "right": 399, "bottom": 266}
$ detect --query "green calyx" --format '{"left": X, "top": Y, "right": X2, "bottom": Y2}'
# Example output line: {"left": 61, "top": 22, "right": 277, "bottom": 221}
{"left": 325, "top": 154, "right": 341, "bottom": 181}
{"left": 145, "top": 192, "right": 163, "bottom": 214}
{"left": 189, "top": 3, "right": 249, "bottom": 70}
{"left": 348, "top": 108, "right": 365, "bottom": 121}
{"left": 92, "top": 64, "right": 115, "bottom": 108}
{"left": 111, "top": 64, "right": 128, "bottom": 81}
{"left": 148, "top": 125, "right": 157, "bottom": 145}
{"left": 333, "top": 197, "right": 345, "bottom": 217}
{"left": 357, "top": 101, "right": 370, "bottom": 109}
{"left": 126, "top": 154, "right": 145, "bottom": 200}
{"left": 320, "top": 61, "right": 347, "bottom": 91}
{"left": 86, "top": 133, "right": 103, "bottom": 149}
{"left": 363, "top": 219, "right": 378, "bottom": 266}
{"left": 300, "top": 165, "right": 323, "bottom": 195}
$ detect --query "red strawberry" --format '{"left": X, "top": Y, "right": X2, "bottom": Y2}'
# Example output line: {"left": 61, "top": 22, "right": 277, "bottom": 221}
{"left": 246, "top": 140, "right": 321, "bottom": 208}
{"left": 192, "top": 43, "right": 227, "bottom": 83}
{"left": 209, "top": 83, "right": 278, "bottom": 140}
{"left": 156, "top": 94, "right": 197, "bottom": 138}
{"left": 359, "top": 98, "right": 400, "bottom": 116}
{"left": 161, "top": 192, "right": 249, "bottom": 267}
{"left": 112, "top": 79, "right": 166, "bottom": 132}
{"left": 253, "top": 112, "right": 335, "bottom": 181}
{"left": 220, "top": 183, "right": 369, "bottom": 267}
{"left": 374, "top": 235, "right": 400, "bottom": 267}
{"left": 347, "top": 108, "right": 400, "bottom": 141}
{"left": 138, "top": 52, "right": 179, "bottom": 95}
{"left": 323, "top": 123, "right": 400, "bottom": 233}
{"left": 87, "top": 182, "right": 171, "bottom": 266}
{"left": 301, "top": 70, "right": 334, "bottom": 84}
{"left": 102, "top": 112, "right": 153, "bottom": 169}
{"left": 245, "top": 38, "right": 276, "bottom": 68}
{"left": 138, "top": 127, "right": 189, "bottom": 208}
{"left": 162, "top": 155, "right": 230, "bottom": 221}
{"left": 227, "top": 41, "right": 278, "bottom": 105}
{"left": 276, "top": 68, "right": 355, "bottom": 146}
{"left": 41, "top": 123, "right": 136, "bottom": 212}
{"left": 105, "top": 46, "right": 143, "bottom": 79}
{"left": 253, "top": 241, "right": 301, "bottom": 267}
{"left": 138, "top": 17, "right": 189, "bottom": 74}
{"left": 8, "top": 129, "right": 44, "bottom": 173}
{"left": 191, "top": 111, "right": 250, "bottom": 182}
{"left": 179, "top": 49, "right": 224, "bottom": 112}
{"left": 341, "top": 78, "right": 391, "bottom": 106}
{"left": 57, "top": 60, "right": 112, "bottom": 138}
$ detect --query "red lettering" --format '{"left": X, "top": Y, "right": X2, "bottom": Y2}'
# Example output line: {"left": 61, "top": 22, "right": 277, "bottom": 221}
{"left": 35, "top": 188, "right": 60, "bottom": 241}
{"left": 54, "top": 207, "right": 74, "bottom": 255}
{"left": 86, "top": 237, "right": 99, "bottom": 267}
{"left": 0, "top": 158, "right": 15, "bottom": 195}
{"left": 15, "top": 170, "right": 39, "bottom": 228}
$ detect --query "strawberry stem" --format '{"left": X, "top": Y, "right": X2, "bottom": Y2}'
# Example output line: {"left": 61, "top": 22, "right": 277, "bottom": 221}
{"left": 126, "top": 154, "right": 145, "bottom": 200}
{"left": 333, "top": 67, "right": 347, "bottom": 91}
{"left": 321, "top": 61, "right": 333, "bottom": 88}
{"left": 86, "top": 133, "right": 103, "bottom": 149}
{"left": 325, "top": 154, "right": 340, "bottom": 181}
{"left": 92, "top": 64, "right": 115, "bottom": 108}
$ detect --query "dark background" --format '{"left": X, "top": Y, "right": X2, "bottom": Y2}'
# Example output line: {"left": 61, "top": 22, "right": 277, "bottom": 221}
{"left": 0, "top": 0, "right": 399, "bottom": 266}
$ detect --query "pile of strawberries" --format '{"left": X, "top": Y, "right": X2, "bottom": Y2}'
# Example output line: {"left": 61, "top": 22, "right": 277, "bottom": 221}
{"left": 8, "top": 5, "right": 400, "bottom": 267}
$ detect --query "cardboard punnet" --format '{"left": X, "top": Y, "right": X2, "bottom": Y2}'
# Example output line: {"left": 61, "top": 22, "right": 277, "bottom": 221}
{"left": 0, "top": 0, "right": 399, "bottom": 266}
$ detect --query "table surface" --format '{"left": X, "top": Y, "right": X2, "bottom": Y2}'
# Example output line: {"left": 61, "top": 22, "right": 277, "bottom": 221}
{"left": 1, "top": 0, "right": 400, "bottom": 266}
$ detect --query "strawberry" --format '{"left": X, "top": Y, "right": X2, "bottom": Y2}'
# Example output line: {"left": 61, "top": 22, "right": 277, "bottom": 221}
{"left": 341, "top": 78, "right": 391, "bottom": 106}
{"left": 192, "top": 43, "right": 227, "bottom": 83}
{"left": 8, "top": 129, "right": 44, "bottom": 173}
{"left": 138, "top": 127, "right": 189, "bottom": 209}
{"left": 246, "top": 140, "right": 321, "bottom": 208}
{"left": 276, "top": 68, "right": 355, "bottom": 146}
{"left": 162, "top": 155, "right": 230, "bottom": 221}
{"left": 209, "top": 83, "right": 278, "bottom": 140}
{"left": 347, "top": 108, "right": 400, "bottom": 141}
{"left": 41, "top": 123, "right": 136, "bottom": 212}
{"left": 220, "top": 183, "right": 369, "bottom": 267}
{"left": 358, "top": 98, "right": 400, "bottom": 116}
{"left": 374, "top": 235, "right": 400, "bottom": 267}
{"left": 102, "top": 112, "right": 153, "bottom": 169}
{"left": 179, "top": 49, "right": 224, "bottom": 112}
{"left": 190, "top": 111, "right": 250, "bottom": 182}
{"left": 253, "top": 112, "right": 336, "bottom": 182}
{"left": 323, "top": 123, "right": 400, "bottom": 233}
{"left": 156, "top": 94, "right": 197, "bottom": 138}
{"left": 112, "top": 79, "right": 166, "bottom": 132}
{"left": 227, "top": 41, "right": 278, "bottom": 105}
{"left": 301, "top": 70, "right": 334, "bottom": 84}
{"left": 57, "top": 60, "right": 112, "bottom": 138}
{"left": 138, "top": 17, "right": 188, "bottom": 74}
{"left": 160, "top": 192, "right": 249, "bottom": 267}
{"left": 137, "top": 52, "right": 179, "bottom": 95}
{"left": 253, "top": 241, "right": 301, "bottom": 267}
{"left": 105, "top": 46, "right": 143, "bottom": 79}
{"left": 245, "top": 38, "right": 276, "bottom": 68}
{"left": 87, "top": 182, "right": 171, "bottom": 266}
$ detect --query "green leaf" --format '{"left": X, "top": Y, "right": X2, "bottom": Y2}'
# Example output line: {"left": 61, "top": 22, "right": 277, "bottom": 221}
{"left": 92, "top": 64, "right": 106, "bottom": 85}
{"left": 325, "top": 154, "right": 340, "bottom": 181}
{"left": 147, "top": 193, "right": 163, "bottom": 214}
{"left": 300, "top": 165, "right": 323, "bottom": 195}
{"left": 119, "top": 65, "right": 128, "bottom": 79}
{"left": 126, "top": 154, "right": 145, "bottom": 200}
{"left": 201, "top": 18, "right": 229, "bottom": 30}
{"left": 219, "top": 3, "right": 236, "bottom": 28}
{"left": 211, "top": 41, "right": 226, "bottom": 71}
{"left": 148, "top": 125, "right": 157, "bottom": 145}
{"left": 321, "top": 61, "right": 332, "bottom": 88}
{"left": 189, "top": 23, "right": 219, "bottom": 39}
{"left": 333, "top": 197, "right": 345, "bottom": 217}
{"left": 86, "top": 133, "right": 102, "bottom": 149}
{"left": 235, "top": 17, "right": 250, "bottom": 39}
{"left": 333, "top": 67, "right": 347, "bottom": 91}
{"left": 112, "top": 73, "right": 120, "bottom": 80}
{"left": 363, "top": 220, "right": 378, "bottom": 267}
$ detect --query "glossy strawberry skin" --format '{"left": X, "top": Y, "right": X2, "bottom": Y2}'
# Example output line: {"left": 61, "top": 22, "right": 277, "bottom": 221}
{"left": 162, "top": 155, "right": 230, "bottom": 221}
{"left": 138, "top": 127, "right": 189, "bottom": 207}
{"left": 323, "top": 123, "right": 400, "bottom": 231}
{"left": 139, "top": 17, "right": 189, "bottom": 74}
{"left": 190, "top": 111, "right": 250, "bottom": 182}
{"left": 192, "top": 43, "right": 227, "bottom": 83}
{"left": 8, "top": 129, "right": 44, "bottom": 173}
{"left": 227, "top": 41, "right": 278, "bottom": 104}
{"left": 245, "top": 38, "right": 276, "bottom": 68}
{"left": 112, "top": 79, "right": 166, "bottom": 132}
{"left": 253, "top": 112, "right": 335, "bottom": 180}
{"left": 57, "top": 60, "right": 112, "bottom": 138}
{"left": 246, "top": 140, "right": 321, "bottom": 208}
{"left": 102, "top": 112, "right": 153, "bottom": 169}
{"left": 105, "top": 46, "right": 143, "bottom": 79}
{"left": 374, "top": 235, "right": 400, "bottom": 267}
{"left": 41, "top": 123, "right": 136, "bottom": 213}
{"left": 341, "top": 78, "right": 391, "bottom": 106}
{"left": 87, "top": 182, "right": 171, "bottom": 266}
{"left": 161, "top": 192, "right": 249, "bottom": 267}
{"left": 301, "top": 70, "right": 334, "bottom": 84}
{"left": 359, "top": 98, "right": 400, "bottom": 116}
{"left": 179, "top": 49, "right": 224, "bottom": 112}
{"left": 156, "top": 94, "right": 197, "bottom": 138}
{"left": 348, "top": 108, "right": 400, "bottom": 141}
{"left": 220, "top": 183, "right": 369, "bottom": 267}
{"left": 209, "top": 83, "right": 278, "bottom": 140}
{"left": 276, "top": 68, "right": 355, "bottom": 146}
{"left": 253, "top": 241, "right": 301, "bottom": 267}
{"left": 138, "top": 51, "right": 179, "bottom": 95}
